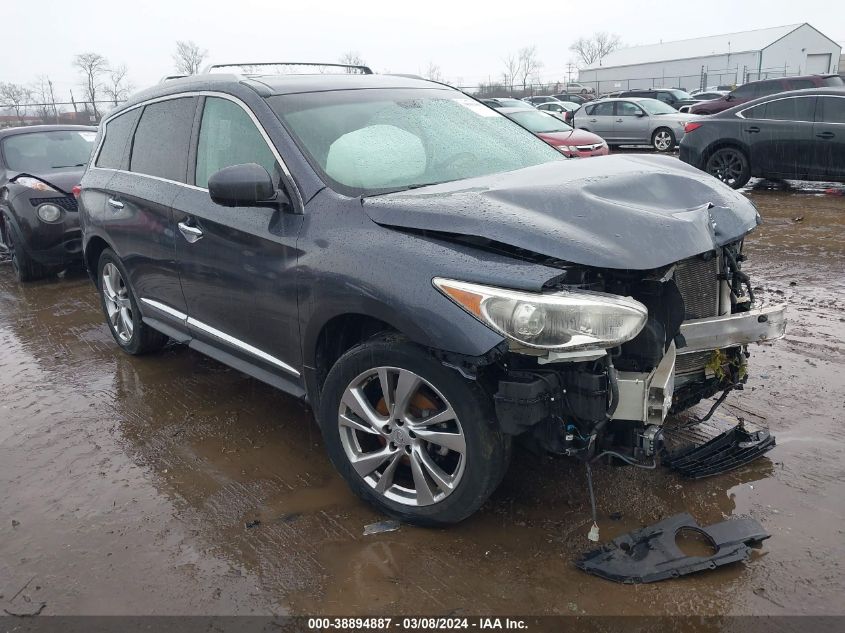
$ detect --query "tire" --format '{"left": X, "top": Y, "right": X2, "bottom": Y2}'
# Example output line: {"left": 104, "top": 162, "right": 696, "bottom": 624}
{"left": 96, "top": 248, "right": 168, "bottom": 354}
{"left": 2, "top": 216, "right": 49, "bottom": 282}
{"left": 318, "top": 334, "right": 511, "bottom": 526}
{"left": 705, "top": 147, "right": 751, "bottom": 189}
{"left": 652, "top": 127, "right": 676, "bottom": 152}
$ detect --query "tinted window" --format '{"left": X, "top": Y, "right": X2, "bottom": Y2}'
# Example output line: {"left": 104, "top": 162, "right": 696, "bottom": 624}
{"left": 195, "top": 97, "right": 279, "bottom": 189}
{"left": 756, "top": 81, "right": 784, "bottom": 98}
{"left": 2, "top": 130, "right": 95, "bottom": 172}
{"left": 591, "top": 102, "right": 615, "bottom": 116}
{"left": 818, "top": 97, "right": 845, "bottom": 123}
{"left": 733, "top": 82, "right": 766, "bottom": 99}
{"left": 129, "top": 97, "right": 196, "bottom": 182}
{"left": 762, "top": 97, "right": 815, "bottom": 122}
{"left": 789, "top": 79, "right": 816, "bottom": 90}
{"left": 656, "top": 91, "right": 675, "bottom": 103}
{"left": 822, "top": 76, "right": 845, "bottom": 87}
{"left": 617, "top": 101, "right": 644, "bottom": 116}
{"left": 96, "top": 109, "right": 141, "bottom": 169}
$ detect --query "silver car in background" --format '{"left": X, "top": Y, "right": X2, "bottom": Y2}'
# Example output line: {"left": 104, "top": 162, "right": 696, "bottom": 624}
{"left": 573, "top": 97, "right": 698, "bottom": 152}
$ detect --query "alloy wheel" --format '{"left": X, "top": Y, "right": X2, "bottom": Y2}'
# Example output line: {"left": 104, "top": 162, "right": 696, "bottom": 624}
{"left": 338, "top": 366, "right": 466, "bottom": 507}
{"left": 101, "top": 262, "right": 134, "bottom": 343}
{"left": 654, "top": 130, "right": 673, "bottom": 151}
{"left": 707, "top": 149, "right": 744, "bottom": 187}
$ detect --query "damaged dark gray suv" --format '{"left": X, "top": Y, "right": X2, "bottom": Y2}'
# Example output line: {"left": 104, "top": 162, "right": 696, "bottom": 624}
{"left": 79, "top": 64, "right": 787, "bottom": 525}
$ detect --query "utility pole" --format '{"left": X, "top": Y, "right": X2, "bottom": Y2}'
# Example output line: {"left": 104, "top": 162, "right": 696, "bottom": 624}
{"left": 47, "top": 79, "right": 58, "bottom": 123}
{"left": 70, "top": 90, "right": 78, "bottom": 114}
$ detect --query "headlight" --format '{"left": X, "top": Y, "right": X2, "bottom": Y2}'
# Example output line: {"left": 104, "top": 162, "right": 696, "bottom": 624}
{"left": 433, "top": 278, "right": 648, "bottom": 352}
{"left": 37, "top": 203, "right": 63, "bottom": 223}
{"left": 12, "top": 176, "right": 57, "bottom": 192}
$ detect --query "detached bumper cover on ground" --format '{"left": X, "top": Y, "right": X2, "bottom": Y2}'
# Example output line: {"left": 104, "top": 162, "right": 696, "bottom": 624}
{"left": 577, "top": 513, "right": 770, "bottom": 583}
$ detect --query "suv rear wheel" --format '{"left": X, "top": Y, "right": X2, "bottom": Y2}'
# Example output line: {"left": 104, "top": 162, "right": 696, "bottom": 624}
{"left": 318, "top": 335, "right": 510, "bottom": 525}
{"left": 97, "top": 249, "right": 168, "bottom": 354}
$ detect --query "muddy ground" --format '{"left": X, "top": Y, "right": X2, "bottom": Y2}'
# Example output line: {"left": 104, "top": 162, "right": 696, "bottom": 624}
{"left": 1, "top": 182, "right": 843, "bottom": 618}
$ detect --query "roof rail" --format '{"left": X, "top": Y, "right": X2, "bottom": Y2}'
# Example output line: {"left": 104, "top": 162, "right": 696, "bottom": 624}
{"left": 201, "top": 62, "right": 373, "bottom": 75}
{"left": 159, "top": 74, "right": 188, "bottom": 83}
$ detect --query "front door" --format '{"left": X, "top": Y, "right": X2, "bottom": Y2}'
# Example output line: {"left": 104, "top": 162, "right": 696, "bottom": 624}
{"left": 742, "top": 95, "right": 816, "bottom": 178}
{"left": 173, "top": 95, "right": 304, "bottom": 383}
{"left": 813, "top": 96, "right": 845, "bottom": 180}
{"left": 614, "top": 101, "right": 651, "bottom": 143}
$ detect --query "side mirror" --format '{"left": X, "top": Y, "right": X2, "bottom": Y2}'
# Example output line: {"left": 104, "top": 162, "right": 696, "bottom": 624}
{"left": 636, "top": 111, "right": 646, "bottom": 117}
{"left": 208, "top": 163, "right": 285, "bottom": 208}
{"left": 725, "top": 94, "right": 735, "bottom": 101}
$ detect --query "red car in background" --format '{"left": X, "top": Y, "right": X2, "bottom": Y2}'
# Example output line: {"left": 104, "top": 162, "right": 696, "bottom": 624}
{"left": 690, "top": 74, "right": 844, "bottom": 115}
{"left": 499, "top": 107, "right": 608, "bottom": 157}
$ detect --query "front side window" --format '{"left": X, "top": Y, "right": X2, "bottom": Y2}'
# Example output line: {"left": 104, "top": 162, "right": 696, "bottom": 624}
{"left": 269, "top": 89, "right": 561, "bottom": 195}
{"left": 195, "top": 97, "right": 280, "bottom": 189}
{"left": 591, "top": 102, "right": 615, "bottom": 116}
{"left": 789, "top": 79, "right": 815, "bottom": 90}
{"left": 617, "top": 101, "right": 644, "bottom": 116}
{"left": 130, "top": 97, "right": 196, "bottom": 182}
{"left": 3, "top": 130, "right": 95, "bottom": 173}
{"left": 818, "top": 97, "right": 845, "bottom": 123}
{"left": 96, "top": 109, "right": 141, "bottom": 169}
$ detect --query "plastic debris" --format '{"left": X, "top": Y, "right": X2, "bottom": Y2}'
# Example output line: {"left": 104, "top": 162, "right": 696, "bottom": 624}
{"left": 363, "top": 519, "right": 400, "bottom": 536}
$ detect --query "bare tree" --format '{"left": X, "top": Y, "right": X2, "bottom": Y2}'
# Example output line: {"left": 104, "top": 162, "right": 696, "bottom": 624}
{"left": 73, "top": 52, "right": 109, "bottom": 119}
{"left": 0, "top": 83, "right": 33, "bottom": 123}
{"left": 339, "top": 51, "right": 366, "bottom": 72}
{"left": 518, "top": 46, "right": 542, "bottom": 92}
{"left": 32, "top": 75, "right": 58, "bottom": 123}
{"left": 569, "top": 32, "right": 622, "bottom": 68}
{"left": 173, "top": 40, "right": 208, "bottom": 75}
{"left": 104, "top": 64, "right": 132, "bottom": 106}
{"left": 501, "top": 53, "right": 522, "bottom": 93}
{"left": 424, "top": 61, "right": 443, "bottom": 83}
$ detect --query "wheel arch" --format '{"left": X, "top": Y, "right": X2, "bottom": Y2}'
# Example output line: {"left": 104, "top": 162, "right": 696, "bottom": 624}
{"left": 83, "top": 235, "right": 112, "bottom": 283}
{"left": 701, "top": 139, "right": 750, "bottom": 166}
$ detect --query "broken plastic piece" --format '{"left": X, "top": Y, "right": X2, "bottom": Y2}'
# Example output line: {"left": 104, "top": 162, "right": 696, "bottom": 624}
{"left": 363, "top": 520, "right": 400, "bottom": 536}
{"left": 588, "top": 522, "right": 600, "bottom": 542}
{"left": 576, "top": 512, "right": 769, "bottom": 583}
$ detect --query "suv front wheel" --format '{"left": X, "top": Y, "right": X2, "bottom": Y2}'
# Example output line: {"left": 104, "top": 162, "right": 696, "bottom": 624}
{"left": 97, "top": 249, "right": 168, "bottom": 354}
{"left": 318, "top": 335, "right": 511, "bottom": 525}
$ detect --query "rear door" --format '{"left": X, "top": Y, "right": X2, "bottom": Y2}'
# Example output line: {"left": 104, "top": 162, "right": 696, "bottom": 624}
{"left": 102, "top": 96, "right": 197, "bottom": 337}
{"left": 741, "top": 95, "right": 816, "bottom": 178}
{"left": 582, "top": 101, "right": 615, "bottom": 138}
{"left": 812, "top": 95, "right": 845, "bottom": 180}
{"left": 173, "top": 95, "right": 304, "bottom": 382}
{"left": 614, "top": 100, "right": 650, "bottom": 143}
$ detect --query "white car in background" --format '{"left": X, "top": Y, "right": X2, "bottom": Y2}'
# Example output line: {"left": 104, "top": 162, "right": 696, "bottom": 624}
{"left": 573, "top": 97, "right": 697, "bottom": 152}
{"left": 566, "top": 82, "right": 595, "bottom": 94}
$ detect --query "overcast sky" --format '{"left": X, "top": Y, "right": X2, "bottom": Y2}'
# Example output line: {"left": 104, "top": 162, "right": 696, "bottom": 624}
{"left": 1, "top": 0, "right": 842, "bottom": 103}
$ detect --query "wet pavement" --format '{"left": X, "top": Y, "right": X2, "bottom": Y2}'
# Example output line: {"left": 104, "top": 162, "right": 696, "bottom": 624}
{"left": 1, "top": 183, "right": 844, "bottom": 617}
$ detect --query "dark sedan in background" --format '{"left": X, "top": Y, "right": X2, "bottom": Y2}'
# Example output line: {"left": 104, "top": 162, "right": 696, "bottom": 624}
{"left": 0, "top": 125, "right": 97, "bottom": 281}
{"left": 618, "top": 88, "right": 697, "bottom": 111}
{"left": 679, "top": 88, "right": 845, "bottom": 188}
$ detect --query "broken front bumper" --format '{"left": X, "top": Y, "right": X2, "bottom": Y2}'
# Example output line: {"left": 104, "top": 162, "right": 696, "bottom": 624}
{"left": 613, "top": 304, "right": 787, "bottom": 424}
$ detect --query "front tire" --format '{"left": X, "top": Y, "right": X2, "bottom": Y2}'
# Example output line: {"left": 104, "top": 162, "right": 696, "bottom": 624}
{"left": 318, "top": 335, "right": 510, "bottom": 525}
{"left": 97, "top": 249, "right": 168, "bottom": 354}
{"left": 705, "top": 147, "right": 751, "bottom": 189}
{"left": 652, "top": 127, "right": 676, "bottom": 152}
{"left": 3, "top": 218, "right": 49, "bottom": 282}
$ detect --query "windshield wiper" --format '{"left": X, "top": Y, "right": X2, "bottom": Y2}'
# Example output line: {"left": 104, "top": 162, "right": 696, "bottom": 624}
{"left": 51, "top": 163, "right": 85, "bottom": 168}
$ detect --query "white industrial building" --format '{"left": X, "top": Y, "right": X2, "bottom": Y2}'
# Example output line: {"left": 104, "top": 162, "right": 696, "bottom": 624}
{"left": 577, "top": 23, "right": 841, "bottom": 93}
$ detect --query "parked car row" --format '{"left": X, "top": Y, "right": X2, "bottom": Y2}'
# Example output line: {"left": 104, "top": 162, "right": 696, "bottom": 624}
{"left": 0, "top": 64, "right": 788, "bottom": 526}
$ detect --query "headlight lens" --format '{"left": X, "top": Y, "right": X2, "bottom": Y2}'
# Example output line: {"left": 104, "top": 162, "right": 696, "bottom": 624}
{"left": 433, "top": 278, "right": 648, "bottom": 352}
{"left": 37, "top": 203, "right": 63, "bottom": 223}
{"left": 12, "top": 176, "right": 58, "bottom": 192}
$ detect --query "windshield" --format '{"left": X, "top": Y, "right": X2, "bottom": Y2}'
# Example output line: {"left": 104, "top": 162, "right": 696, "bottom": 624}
{"left": 2, "top": 130, "right": 95, "bottom": 172}
{"left": 507, "top": 110, "right": 571, "bottom": 133}
{"left": 638, "top": 99, "right": 677, "bottom": 115}
{"left": 669, "top": 89, "right": 692, "bottom": 99}
{"left": 269, "top": 89, "right": 561, "bottom": 195}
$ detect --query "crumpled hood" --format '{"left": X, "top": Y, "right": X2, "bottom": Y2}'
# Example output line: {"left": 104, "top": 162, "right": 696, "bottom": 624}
{"left": 363, "top": 154, "right": 760, "bottom": 270}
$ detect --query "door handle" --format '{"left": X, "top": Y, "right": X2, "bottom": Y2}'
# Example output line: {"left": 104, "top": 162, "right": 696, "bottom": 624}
{"left": 108, "top": 198, "right": 124, "bottom": 210}
{"left": 745, "top": 126, "right": 760, "bottom": 133}
{"left": 178, "top": 221, "right": 203, "bottom": 243}
{"left": 615, "top": 118, "right": 623, "bottom": 122}
{"left": 589, "top": 118, "right": 597, "bottom": 122}
{"left": 816, "top": 131, "right": 835, "bottom": 139}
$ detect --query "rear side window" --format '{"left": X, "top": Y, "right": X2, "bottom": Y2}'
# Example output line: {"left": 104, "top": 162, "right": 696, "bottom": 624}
{"left": 789, "top": 79, "right": 815, "bottom": 90}
{"left": 195, "top": 97, "right": 279, "bottom": 188}
{"left": 747, "top": 97, "right": 815, "bottom": 122}
{"left": 96, "top": 109, "right": 141, "bottom": 169}
{"left": 818, "top": 97, "right": 845, "bottom": 123}
{"left": 755, "top": 81, "right": 783, "bottom": 98}
{"left": 129, "top": 97, "right": 196, "bottom": 182}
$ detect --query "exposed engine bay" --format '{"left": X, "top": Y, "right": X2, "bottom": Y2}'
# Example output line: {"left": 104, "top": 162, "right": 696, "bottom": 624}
{"left": 489, "top": 239, "right": 786, "bottom": 472}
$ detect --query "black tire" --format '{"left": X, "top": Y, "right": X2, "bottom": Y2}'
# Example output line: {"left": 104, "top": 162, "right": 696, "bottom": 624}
{"left": 705, "top": 147, "right": 751, "bottom": 189}
{"left": 96, "top": 248, "right": 168, "bottom": 354}
{"left": 318, "top": 334, "right": 511, "bottom": 526}
{"left": 2, "top": 217, "right": 49, "bottom": 282}
{"left": 651, "top": 127, "right": 676, "bottom": 153}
